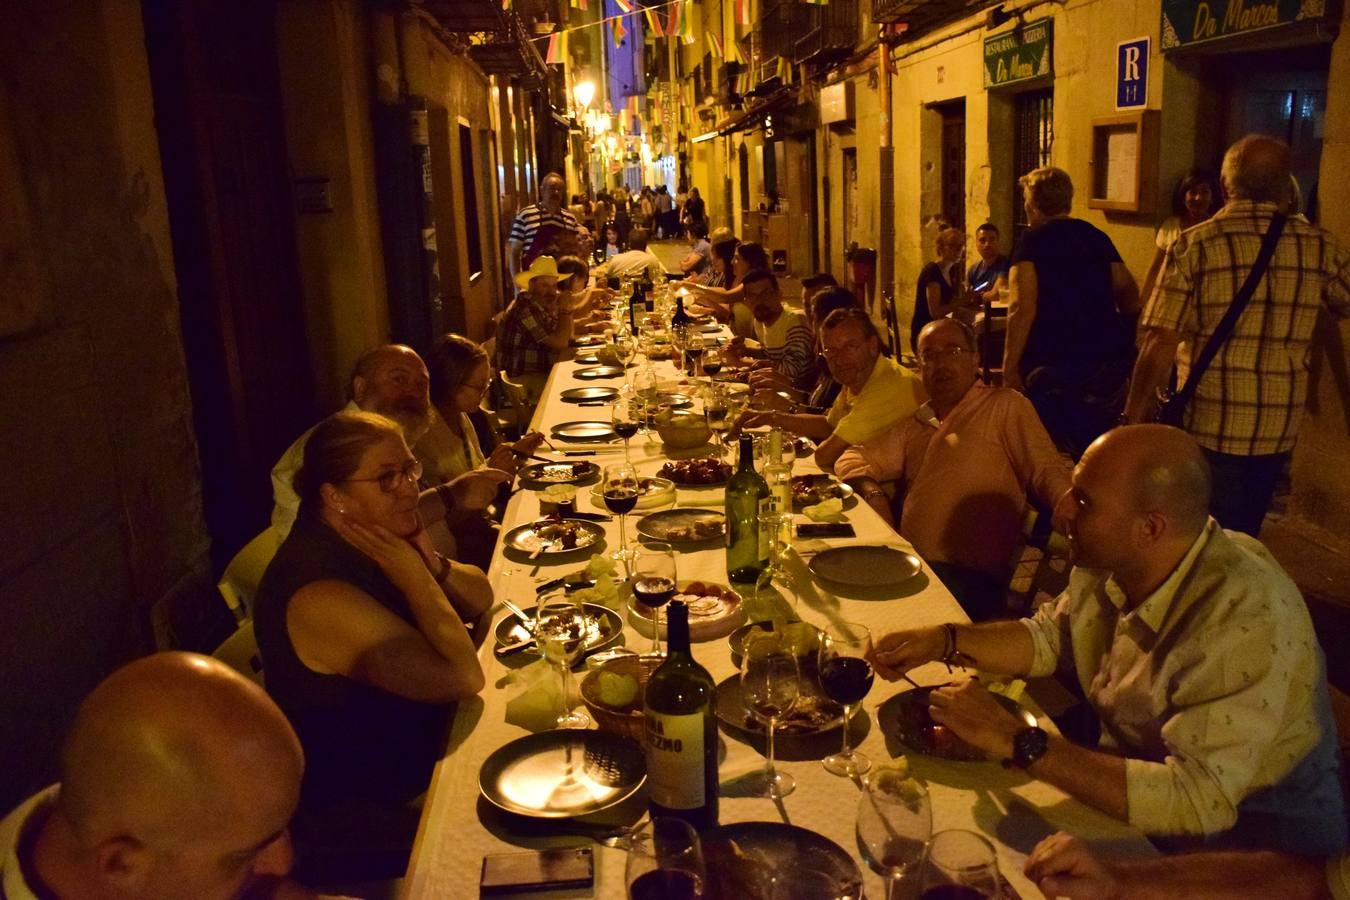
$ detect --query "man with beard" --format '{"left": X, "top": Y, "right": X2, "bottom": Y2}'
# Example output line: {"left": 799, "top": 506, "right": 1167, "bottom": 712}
{"left": 497, "top": 256, "right": 573, "bottom": 401}
{"left": 271, "top": 344, "right": 505, "bottom": 539}
{"left": 726, "top": 270, "right": 815, "bottom": 391}
{"left": 0, "top": 652, "right": 338, "bottom": 900}
{"left": 866, "top": 425, "right": 1345, "bottom": 855}
{"left": 837, "top": 318, "right": 1068, "bottom": 619}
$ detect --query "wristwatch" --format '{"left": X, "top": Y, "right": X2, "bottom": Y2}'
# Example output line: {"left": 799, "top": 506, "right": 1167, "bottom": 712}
{"left": 1003, "top": 726, "right": 1049, "bottom": 769}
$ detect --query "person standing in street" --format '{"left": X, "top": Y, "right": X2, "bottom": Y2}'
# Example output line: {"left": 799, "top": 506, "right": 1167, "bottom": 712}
{"left": 506, "top": 172, "right": 579, "bottom": 283}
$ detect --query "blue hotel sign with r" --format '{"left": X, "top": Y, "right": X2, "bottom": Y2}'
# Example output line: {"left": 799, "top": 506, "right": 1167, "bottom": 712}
{"left": 1116, "top": 37, "right": 1149, "bottom": 110}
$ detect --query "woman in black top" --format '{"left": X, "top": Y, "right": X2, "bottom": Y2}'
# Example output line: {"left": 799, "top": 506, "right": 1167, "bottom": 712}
{"left": 911, "top": 227, "right": 973, "bottom": 353}
{"left": 255, "top": 410, "right": 489, "bottom": 880}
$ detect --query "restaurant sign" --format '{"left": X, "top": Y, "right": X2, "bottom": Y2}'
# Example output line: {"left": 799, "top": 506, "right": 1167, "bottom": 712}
{"left": 984, "top": 19, "right": 1053, "bottom": 89}
{"left": 1160, "top": 0, "right": 1329, "bottom": 49}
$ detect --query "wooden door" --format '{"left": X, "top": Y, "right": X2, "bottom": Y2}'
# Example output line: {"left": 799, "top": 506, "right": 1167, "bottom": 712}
{"left": 938, "top": 101, "right": 966, "bottom": 230}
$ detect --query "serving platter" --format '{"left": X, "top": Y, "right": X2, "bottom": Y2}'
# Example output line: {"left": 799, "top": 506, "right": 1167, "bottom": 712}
{"left": 635, "top": 508, "right": 725, "bottom": 544}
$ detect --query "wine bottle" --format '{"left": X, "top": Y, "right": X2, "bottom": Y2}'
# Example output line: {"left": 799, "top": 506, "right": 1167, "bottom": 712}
{"left": 629, "top": 280, "right": 645, "bottom": 333}
{"left": 643, "top": 601, "right": 718, "bottom": 830}
{"left": 670, "top": 292, "right": 691, "bottom": 329}
{"left": 726, "top": 433, "right": 770, "bottom": 584}
{"left": 763, "top": 429, "right": 793, "bottom": 551}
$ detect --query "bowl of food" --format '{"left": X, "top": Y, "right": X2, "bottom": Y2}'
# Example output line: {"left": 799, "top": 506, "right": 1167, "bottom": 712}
{"left": 580, "top": 654, "right": 662, "bottom": 742}
{"left": 655, "top": 410, "right": 711, "bottom": 450}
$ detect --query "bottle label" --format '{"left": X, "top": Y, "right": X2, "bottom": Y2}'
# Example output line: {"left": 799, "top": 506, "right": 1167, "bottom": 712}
{"left": 644, "top": 711, "right": 705, "bottom": 809}
{"left": 757, "top": 496, "right": 773, "bottom": 562}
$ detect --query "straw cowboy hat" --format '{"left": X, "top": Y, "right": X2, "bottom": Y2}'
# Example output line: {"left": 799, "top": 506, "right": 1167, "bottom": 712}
{"left": 515, "top": 255, "right": 560, "bottom": 292}
{"left": 710, "top": 226, "right": 737, "bottom": 246}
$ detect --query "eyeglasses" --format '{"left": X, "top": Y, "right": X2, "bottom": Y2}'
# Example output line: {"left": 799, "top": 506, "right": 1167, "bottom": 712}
{"left": 821, "top": 339, "right": 869, "bottom": 358}
{"left": 918, "top": 346, "right": 969, "bottom": 367}
{"left": 343, "top": 458, "right": 423, "bottom": 493}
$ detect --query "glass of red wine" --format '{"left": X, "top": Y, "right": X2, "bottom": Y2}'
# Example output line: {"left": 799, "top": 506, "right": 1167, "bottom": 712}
{"left": 818, "top": 622, "right": 874, "bottom": 777}
{"left": 632, "top": 542, "right": 676, "bottom": 656}
{"left": 603, "top": 463, "right": 640, "bottom": 572}
{"left": 625, "top": 817, "right": 706, "bottom": 900}
{"left": 612, "top": 388, "right": 641, "bottom": 463}
{"left": 917, "top": 830, "right": 1002, "bottom": 900}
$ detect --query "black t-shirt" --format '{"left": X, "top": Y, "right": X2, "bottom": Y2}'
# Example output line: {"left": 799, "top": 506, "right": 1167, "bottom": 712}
{"left": 1010, "top": 218, "right": 1133, "bottom": 376}
{"left": 911, "top": 261, "right": 954, "bottom": 352}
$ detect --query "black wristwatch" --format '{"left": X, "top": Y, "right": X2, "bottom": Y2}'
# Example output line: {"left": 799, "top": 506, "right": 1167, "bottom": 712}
{"left": 1003, "top": 726, "right": 1049, "bottom": 769}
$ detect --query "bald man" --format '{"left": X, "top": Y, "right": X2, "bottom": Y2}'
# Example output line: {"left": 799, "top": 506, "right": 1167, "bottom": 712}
{"left": 1124, "top": 134, "right": 1350, "bottom": 536}
{"left": 867, "top": 426, "right": 1345, "bottom": 854}
{"left": 0, "top": 652, "right": 332, "bottom": 900}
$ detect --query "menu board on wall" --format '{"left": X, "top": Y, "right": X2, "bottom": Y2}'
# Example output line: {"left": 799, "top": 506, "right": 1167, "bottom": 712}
{"left": 983, "top": 19, "right": 1054, "bottom": 89}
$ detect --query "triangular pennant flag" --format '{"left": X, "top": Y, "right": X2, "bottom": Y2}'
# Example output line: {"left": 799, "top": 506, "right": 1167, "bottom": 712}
{"left": 676, "top": 0, "right": 693, "bottom": 39}
{"left": 708, "top": 31, "right": 724, "bottom": 57}
{"left": 545, "top": 31, "right": 566, "bottom": 64}
{"left": 666, "top": 2, "right": 681, "bottom": 38}
{"left": 613, "top": 0, "right": 633, "bottom": 12}
{"left": 729, "top": 35, "right": 747, "bottom": 64}
{"left": 612, "top": 14, "right": 626, "bottom": 47}
{"left": 644, "top": 7, "right": 665, "bottom": 37}
{"left": 735, "top": 0, "right": 751, "bottom": 25}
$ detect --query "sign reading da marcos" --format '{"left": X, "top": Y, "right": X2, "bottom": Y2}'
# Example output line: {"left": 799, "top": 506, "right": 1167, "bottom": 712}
{"left": 984, "top": 19, "right": 1053, "bottom": 89}
{"left": 1161, "top": 0, "right": 1331, "bottom": 49}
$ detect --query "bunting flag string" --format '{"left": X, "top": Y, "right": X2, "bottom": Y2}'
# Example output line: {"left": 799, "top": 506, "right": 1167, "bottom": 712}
{"left": 644, "top": 7, "right": 665, "bottom": 37}
{"left": 612, "top": 12, "right": 627, "bottom": 47}
{"left": 734, "top": 0, "right": 751, "bottom": 24}
{"left": 707, "top": 30, "right": 723, "bottom": 57}
{"left": 545, "top": 30, "right": 567, "bottom": 63}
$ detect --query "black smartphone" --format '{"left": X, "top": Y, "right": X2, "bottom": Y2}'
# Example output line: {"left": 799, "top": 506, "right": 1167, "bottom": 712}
{"left": 480, "top": 846, "right": 594, "bottom": 895}
{"left": 796, "top": 522, "right": 857, "bottom": 538}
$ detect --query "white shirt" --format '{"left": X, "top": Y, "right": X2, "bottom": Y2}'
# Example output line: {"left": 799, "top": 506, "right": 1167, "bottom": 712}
{"left": 270, "top": 400, "right": 360, "bottom": 537}
{"left": 0, "top": 786, "right": 57, "bottom": 900}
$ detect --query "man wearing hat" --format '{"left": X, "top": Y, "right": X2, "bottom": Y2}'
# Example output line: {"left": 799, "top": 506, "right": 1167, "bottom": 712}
{"left": 498, "top": 255, "right": 573, "bottom": 398}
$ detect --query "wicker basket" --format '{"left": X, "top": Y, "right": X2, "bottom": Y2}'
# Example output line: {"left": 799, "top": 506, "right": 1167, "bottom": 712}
{"left": 580, "top": 654, "right": 662, "bottom": 743}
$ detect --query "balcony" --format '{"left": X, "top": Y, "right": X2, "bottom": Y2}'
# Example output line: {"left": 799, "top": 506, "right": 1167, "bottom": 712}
{"left": 465, "top": 11, "right": 548, "bottom": 85}
{"left": 422, "top": 0, "right": 506, "bottom": 33}
{"left": 757, "top": 0, "right": 809, "bottom": 62}
{"left": 873, "top": 0, "right": 977, "bottom": 37}
{"left": 793, "top": 0, "right": 860, "bottom": 63}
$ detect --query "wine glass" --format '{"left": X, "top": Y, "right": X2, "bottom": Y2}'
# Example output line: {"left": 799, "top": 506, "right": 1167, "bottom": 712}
{"left": 632, "top": 543, "right": 677, "bottom": 656}
{"left": 614, "top": 327, "right": 637, "bottom": 373}
{"left": 613, "top": 389, "right": 641, "bottom": 463}
{"left": 740, "top": 630, "right": 799, "bottom": 799}
{"left": 856, "top": 766, "right": 933, "bottom": 900}
{"left": 625, "top": 818, "right": 706, "bottom": 900}
{"left": 819, "top": 622, "right": 874, "bottom": 777}
{"left": 535, "top": 591, "right": 591, "bottom": 729}
{"left": 603, "top": 463, "right": 640, "bottom": 571}
{"left": 704, "top": 384, "right": 732, "bottom": 460}
{"left": 684, "top": 330, "right": 706, "bottom": 378}
{"left": 702, "top": 344, "right": 724, "bottom": 380}
{"left": 917, "top": 830, "right": 1003, "bottom": 900}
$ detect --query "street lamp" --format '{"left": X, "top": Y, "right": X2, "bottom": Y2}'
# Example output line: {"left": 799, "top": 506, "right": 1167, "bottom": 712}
{"left": 573, "top": 79, "right": 596, "bottom": 111}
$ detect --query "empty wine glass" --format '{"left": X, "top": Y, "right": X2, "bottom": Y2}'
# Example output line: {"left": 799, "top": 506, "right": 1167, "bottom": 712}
{"left": 603, "top": 462, "right": 640, "bottom": 570}
{"left": 740, "top": 630, "right": 799, "bottom": 799}
{"left": 819, "top": 623, "right": 874, "bottom": 777}
{"left": 625, "top": 818, "right": 706, "bottom": 899}
{"left": 614, "top": 327, "right": 636, "bottom": 373}
{"left": 632, "top": 543, "right": 677, "bottom": 656}
{"left": 917, "top": 829, "right": 1003, "bottom": 900}
{"left": 535, "top": 591, "right": 591, "bottom": 729}
{"left": 704, "top": 384, "right": 731, "bottom": 460}
{"left": 856, "top": 765, "right": 933, "bottom": 900}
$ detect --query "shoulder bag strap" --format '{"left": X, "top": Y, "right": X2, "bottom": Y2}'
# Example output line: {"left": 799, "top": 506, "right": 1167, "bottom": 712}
{"left": 1170, "top": 213, "right": 1287, "bottom": 409}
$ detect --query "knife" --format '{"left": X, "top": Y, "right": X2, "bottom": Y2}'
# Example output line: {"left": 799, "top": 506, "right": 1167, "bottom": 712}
{"left": 500, "top": 597, "right": 536, "bottom": 633}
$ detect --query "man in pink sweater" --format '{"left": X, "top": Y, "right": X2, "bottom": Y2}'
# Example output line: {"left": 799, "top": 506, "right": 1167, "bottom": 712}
{"left": 836, "top": 318, "right": 1070, "bottom": 619}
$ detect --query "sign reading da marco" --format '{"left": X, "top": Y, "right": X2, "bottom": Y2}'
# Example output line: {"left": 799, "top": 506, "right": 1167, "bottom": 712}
{"left": 984, "top": 18, "right": 1053, "bottom": 89}
{"left": 1161, "top": 0, "right": 1329, "bottom": 49}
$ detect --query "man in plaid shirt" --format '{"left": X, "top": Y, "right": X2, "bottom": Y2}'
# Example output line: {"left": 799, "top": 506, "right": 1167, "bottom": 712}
{"left": 498, "top": 256, "right": 573, "bottom": 399}
{"left": 1124, "top": 135, "right": 1350, "bottom": 535}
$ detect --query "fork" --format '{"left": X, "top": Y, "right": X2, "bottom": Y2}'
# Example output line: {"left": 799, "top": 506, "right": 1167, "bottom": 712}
{"left": 597, "top": 812, "right": 650, "bottom": 849}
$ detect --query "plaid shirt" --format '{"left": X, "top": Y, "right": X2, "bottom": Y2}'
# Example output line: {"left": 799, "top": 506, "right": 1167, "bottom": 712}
{"left": 497, "top": 294, "right": 560, "bottom": 376}
{"left": 1143, "top": 201, "right": 1350, "bottom": 455}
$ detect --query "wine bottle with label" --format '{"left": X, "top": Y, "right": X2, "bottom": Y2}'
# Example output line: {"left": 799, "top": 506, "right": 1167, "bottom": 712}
{"left": 726, "top": 432, "right": 770, "bottom": 584}
{"left": 763, "top": 429, "right": 793, "bottom": 553}
{"left": 629, "top": 280, "right": 645, "bottom": 333}
{"left": 643, "top": 601, "right": 718, "bottom": 830}
{"left": 670, "top": 292, "right": 691, "bottom": 329}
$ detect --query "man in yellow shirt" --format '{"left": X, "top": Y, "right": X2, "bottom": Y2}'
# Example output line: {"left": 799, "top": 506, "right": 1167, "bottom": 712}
{"left": 744, "top": 307, "right": 925, "bottom": 471}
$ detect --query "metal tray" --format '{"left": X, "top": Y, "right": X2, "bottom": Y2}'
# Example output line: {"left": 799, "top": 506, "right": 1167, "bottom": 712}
{"left": 574, "top": 365, "right": 625, "bottom": 380}
{"left": 715, "top": 675, "right": 847, "bottom": 739}
{"left": 702, "top": 822, "right": 862, "bottom": 900}
{"left": 551, "top": 420, "right": 616, "bottom": 442}
{"left": 635, "top": 508, "right": 725, "bottom": 544}
{"left": 517, "top": 460, "right": 600, "bottom": 486}
{"left": 807, "top": 546, "right": 922, "bottom": 588}
{"left": 559, "top": 386, "right": 618, "bottom": 403}
{"left": 503, "top": 518, "right": 605, "bottom": 555}
{"left": 478, "top": 730, "right": 646, "bottom": 818}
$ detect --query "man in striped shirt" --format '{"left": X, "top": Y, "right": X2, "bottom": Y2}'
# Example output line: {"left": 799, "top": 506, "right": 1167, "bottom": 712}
{"left": 1124, "top": 134, "right": 1350, "bottom": 535}
{"left": 728, "top": 269, "right": 815, "bottom": 391}
{"left": 506, "top": 172, "right": 580, "bottom": 283}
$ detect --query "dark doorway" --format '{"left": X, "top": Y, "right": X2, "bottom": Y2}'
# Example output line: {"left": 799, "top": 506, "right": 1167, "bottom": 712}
{"left": 935, "top": 100, "right": 967, "bottom": 230}
{"left": 1012, "top": 88, "right": 1054, "bottom": 246}
{"left": 143, "top": 0, "right": 317, "bottom": 566}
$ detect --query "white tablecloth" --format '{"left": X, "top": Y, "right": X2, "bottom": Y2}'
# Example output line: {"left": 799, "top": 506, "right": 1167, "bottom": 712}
{"left": 403, "top": 351, "right": 1154, "bottom": 899}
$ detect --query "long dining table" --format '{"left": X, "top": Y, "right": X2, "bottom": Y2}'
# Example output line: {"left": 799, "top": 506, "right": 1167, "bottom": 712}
{"left": 403, "top": 344, "right": 1156, "bottom": 898}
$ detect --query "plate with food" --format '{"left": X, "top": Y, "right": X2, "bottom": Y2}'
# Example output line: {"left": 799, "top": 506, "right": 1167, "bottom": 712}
{"left": 884, "top": 685, "right": 1037, "bottom": 761}
{"left": 658, "top": 457, "right": 733, "bottom": 486}
{"left": 517, "top": 460, "right": 600, "bottom": 486}
{"left": 808, "top": 546, "right": 922, "bottom": 588}
{"left": 790, "top": 474, "right": 856, "bottom": 510}
{"left": 559, "top": 386, "right": 618, "bottom": 403}
{"left": 702, "top": 822, "right": 862, "bottom": 900}
{"left": 716, "top": 675, "right": 848, "bottom": 737}
{"left": 628, "top": 580, "right": 745, "bottom": 642}
{"left": 727, "top": 620, "right": 822, "bottom": 671}
{"left": 503, "top": 518, "right": 605, "bottom": 556}
{"left": 493, "top": 601, "right": 625, "bottom": 659}
{"left": 550, "top": 420, "right": 616, "bottom": 442}
{"left": 636, "top": 508, "right": 725, "bottom": 544}
{"left": 589, "top": 476, "right": 675, "bottom": 511}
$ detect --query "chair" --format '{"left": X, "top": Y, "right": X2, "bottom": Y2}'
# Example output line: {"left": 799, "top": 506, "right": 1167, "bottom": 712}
{"left": 218, "top": 527, "right": 283, "bottom": 622}
{"left": 212, "top": 619, "right": 265, "bottom": 687}
{"left": 880, "top": 289, "right": 907, "bottom": 365}
{"left": 495, "top": 369, "right": 534, "bottom": 441}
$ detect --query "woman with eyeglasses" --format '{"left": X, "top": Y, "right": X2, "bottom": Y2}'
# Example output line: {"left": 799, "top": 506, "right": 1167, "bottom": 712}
{"left": 254, "top": 410, "right": 489, "bottom": 881}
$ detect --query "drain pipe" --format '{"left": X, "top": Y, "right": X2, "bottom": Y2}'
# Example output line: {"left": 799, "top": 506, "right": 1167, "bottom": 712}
{"left": 876, "top": 26, "right": 895, "bottom": 320}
